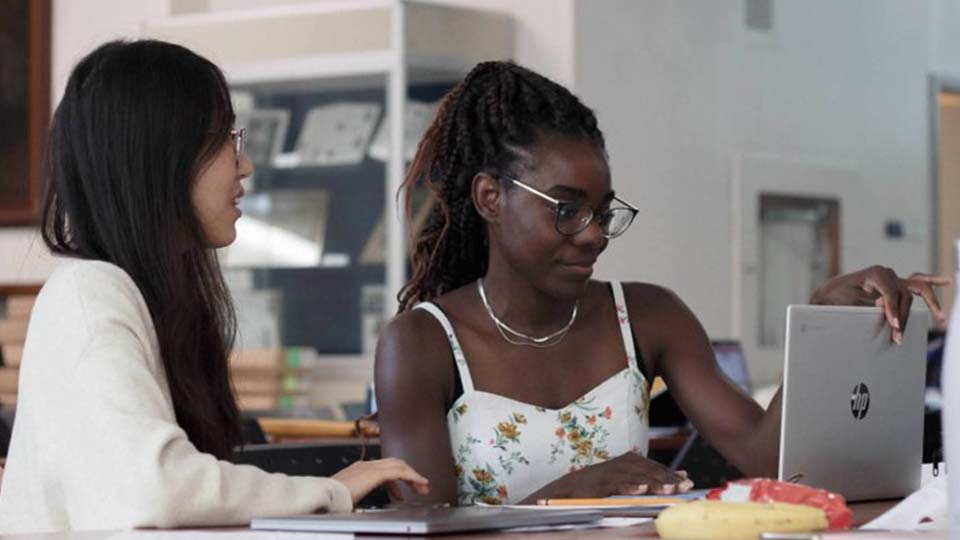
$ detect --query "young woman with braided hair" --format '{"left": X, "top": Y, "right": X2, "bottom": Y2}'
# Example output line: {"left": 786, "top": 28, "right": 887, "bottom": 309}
{"left": 375, "top": 61, "right": 946, "bottom": 505}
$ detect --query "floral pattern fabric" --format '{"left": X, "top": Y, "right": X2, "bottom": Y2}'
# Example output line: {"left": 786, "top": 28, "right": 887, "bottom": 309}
{"left": 415, "top": 281, "right": 649, "bottom": 506}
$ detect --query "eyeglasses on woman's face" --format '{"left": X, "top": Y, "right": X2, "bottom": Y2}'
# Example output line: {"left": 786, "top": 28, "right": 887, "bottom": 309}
{"left": 502, "top": 176, "right": 638, "bottom": 239}
{"left": 209, "top": 127, "right": 247, "bottom": 163}
{"left": 228, "top": 127, "right": 246, "bottom": 161}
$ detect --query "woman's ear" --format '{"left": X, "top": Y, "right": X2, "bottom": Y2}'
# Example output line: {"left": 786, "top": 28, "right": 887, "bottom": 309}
{"left": 472, "top": 173, "right": 501, "bottom": 222}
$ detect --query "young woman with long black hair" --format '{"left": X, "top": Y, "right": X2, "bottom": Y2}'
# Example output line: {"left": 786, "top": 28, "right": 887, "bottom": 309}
{"left": 0, "top": 40, "right": 427, "bottom": 533}
{"left": 374, "top": 61, "right": 946, "bottom": 506}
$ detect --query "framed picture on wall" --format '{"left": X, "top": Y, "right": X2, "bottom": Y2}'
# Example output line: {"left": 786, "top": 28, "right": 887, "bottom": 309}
{"left": 0, "top": 0, "right": 50, "bottom": 225}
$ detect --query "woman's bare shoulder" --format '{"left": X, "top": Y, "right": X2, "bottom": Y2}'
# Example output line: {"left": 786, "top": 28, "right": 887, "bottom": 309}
{"left": 602, "top": 280, "right": 686, "bottom": 314}
{"left": 618, "top": 281, "right": 701, "bottom": 335}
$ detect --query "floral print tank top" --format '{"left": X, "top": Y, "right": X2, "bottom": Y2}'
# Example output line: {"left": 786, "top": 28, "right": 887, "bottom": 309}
{"left": 415, "top": 281, "right": 650, "bottom": 505}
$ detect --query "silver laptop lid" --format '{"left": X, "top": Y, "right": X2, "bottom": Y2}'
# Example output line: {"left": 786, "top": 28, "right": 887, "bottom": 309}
{"left": 251, "top": 506, "right": 603, "bottom": 535}
{"left": 778, "top": 305, "right": 928, "bottom": 501}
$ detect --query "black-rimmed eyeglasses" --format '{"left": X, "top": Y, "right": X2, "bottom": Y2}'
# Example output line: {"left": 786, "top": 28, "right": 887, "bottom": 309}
{"left": 502, "top": 176, "right": 638, "bottom": 239}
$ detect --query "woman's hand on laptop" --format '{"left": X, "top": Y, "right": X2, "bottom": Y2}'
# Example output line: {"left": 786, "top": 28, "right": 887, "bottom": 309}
{"left": 332, "top": 457, "right": 430, "bottom": 504}
{"left": 522, "top": 452, "right": 694, "bottom": 502}
{"left": 810, "top": 265, "right": 950, "bottom": 343}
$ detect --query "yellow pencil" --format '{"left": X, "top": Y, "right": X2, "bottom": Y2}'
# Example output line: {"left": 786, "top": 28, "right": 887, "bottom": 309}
{"left": 536, "top": 497, "right": 686, "bottom": 506}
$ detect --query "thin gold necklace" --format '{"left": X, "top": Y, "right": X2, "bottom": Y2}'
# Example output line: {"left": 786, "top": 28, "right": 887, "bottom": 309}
{"left": 477, "top": 279, "right": 579, "bottom": 348}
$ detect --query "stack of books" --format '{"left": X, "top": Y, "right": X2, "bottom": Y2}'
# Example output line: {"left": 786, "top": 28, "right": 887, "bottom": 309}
{"left": 0, "top": 295, "right": 35, "bottom": 407}
{"left": 229, "top": 348, "right": 319, "bottom": 411}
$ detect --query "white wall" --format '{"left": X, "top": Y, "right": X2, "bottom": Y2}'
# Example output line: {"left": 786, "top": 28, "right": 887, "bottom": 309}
{"left": 934, "top": 0, "right": 960, "bottom": 76}
{"left": 575, "top": 1, "right": 735, "bottom": 339}
{"left": 575, "top": 0, "right": 954, "bottom": 383}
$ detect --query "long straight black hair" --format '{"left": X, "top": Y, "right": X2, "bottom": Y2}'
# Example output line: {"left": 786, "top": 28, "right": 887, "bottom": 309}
{"left": 41, "top": 40, "right": 242, "bottom": 458}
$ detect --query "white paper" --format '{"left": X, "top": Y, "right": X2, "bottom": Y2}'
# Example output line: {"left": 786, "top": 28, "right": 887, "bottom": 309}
{"left": 861, "top": 476, "right": 947, "bottom": 531}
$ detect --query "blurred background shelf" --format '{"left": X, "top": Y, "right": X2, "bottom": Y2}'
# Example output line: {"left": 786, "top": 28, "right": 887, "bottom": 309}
{"left": 141, "top": 1, "right": 513, "bottom": 415}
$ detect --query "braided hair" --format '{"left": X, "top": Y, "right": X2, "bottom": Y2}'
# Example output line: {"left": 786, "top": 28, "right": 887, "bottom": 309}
{"left": 398, "top": 61, "right": 606, "bottom": 312}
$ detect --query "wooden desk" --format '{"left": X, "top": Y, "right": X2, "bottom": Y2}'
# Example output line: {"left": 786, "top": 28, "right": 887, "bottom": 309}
{"left": 0, "top": 500, "right": 899, "bottom": 540}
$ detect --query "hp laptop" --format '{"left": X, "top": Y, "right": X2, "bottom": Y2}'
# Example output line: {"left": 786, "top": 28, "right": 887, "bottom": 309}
{"left": 778, "top": 305, "right": 929, "bottom": 501}
{"left": 251, "top": 506, "right": 603, "bottom": 535}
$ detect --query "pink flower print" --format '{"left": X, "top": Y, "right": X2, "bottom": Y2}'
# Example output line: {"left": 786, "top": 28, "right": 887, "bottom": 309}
{"left": 603, "top": 406, "right": 613, "bottom": 419}
{"left": 555, "top": 427, "right": 565, "bottom": 439}
{"left": 489, "top": 438, "right": 495, "bottom": 445}
{"left": 587, "top": 415, "right": 597, "bottom": 426}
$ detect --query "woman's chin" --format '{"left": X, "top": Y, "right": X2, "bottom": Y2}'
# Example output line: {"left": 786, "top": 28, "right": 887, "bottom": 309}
{"left": 546, "top": 274, "right": 592, "bottom": 300}
{"left": 204, "top": 228, "right": 237, "bottom": 249}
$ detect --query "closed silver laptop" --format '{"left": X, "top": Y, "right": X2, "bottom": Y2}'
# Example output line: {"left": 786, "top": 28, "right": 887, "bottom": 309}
{"left": 778, "top": 305, "right": 929, "bottom": 501}
{"left": 251, "top": 506, "right": 603, "bottom": 535}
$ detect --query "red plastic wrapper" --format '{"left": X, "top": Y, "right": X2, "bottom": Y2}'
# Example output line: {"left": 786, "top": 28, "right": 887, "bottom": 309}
{"left": 706, "top": 478, "right": 852, "bottom": 529}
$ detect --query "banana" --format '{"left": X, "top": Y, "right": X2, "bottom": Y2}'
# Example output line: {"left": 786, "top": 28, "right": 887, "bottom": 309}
{"left": 655, "top": 500, "right": 828, "bottom": 540}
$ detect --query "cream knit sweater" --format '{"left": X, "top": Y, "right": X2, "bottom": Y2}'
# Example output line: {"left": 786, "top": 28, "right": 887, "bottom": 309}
{"left": 0, "top": 260, "right": 351, "bottom": 533}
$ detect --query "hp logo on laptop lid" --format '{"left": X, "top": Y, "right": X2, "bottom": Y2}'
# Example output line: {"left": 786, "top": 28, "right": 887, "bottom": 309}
{"left": 850, "top": 383, "right": 870, "bottom": 420}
